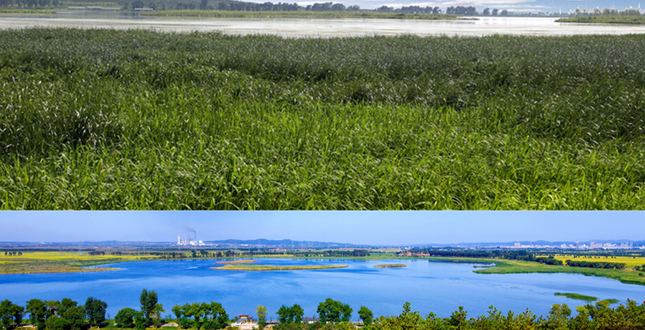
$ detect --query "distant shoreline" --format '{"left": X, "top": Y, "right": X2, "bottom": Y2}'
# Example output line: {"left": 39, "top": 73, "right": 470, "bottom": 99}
{"left": 144, "top": 10, "right": 462, "bottom": 20}
{"left": 0, "top": 266, "right": 121, "bottom": 275}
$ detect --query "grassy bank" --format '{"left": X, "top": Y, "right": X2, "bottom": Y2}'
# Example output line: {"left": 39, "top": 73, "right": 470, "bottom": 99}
{"left": 375, "top": 264, "right": 407, "bottom": 268}
{"left": 555, "top": 292, "right": 597, "bottom": 301}
{"left": 211, "top": 264, "right": 349, "bottom": 271}
{"left": 557, "top": 15, "right": 645, "bottom": 24}
{"left": 146, "top": 10, "right": 459, "bottom": 20}
{"left": 2, "top": 29, "right": 645, "bottom": 209}
{"left": 0, "top": 251, "right": 157, "bottom": 274}
{"left": 0, "top": 265, "right": 120, "bottom": 274}
{"left": 0, "top": 9, "right": 56, "bottom": 13}
{"left": 473, "top": 260, "right": 645, "bottom": 286}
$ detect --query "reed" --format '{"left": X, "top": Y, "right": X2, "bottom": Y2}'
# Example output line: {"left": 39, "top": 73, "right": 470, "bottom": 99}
{"left": 1, "top": 29, "right": 644, "bottom": 209}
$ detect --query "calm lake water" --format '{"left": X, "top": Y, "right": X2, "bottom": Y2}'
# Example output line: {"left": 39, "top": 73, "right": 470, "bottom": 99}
{"left": 2, "top": 13, "right": 645, "bottom": 36}
{"left": 1, "top": 259, "right": 645, "bottom": 320}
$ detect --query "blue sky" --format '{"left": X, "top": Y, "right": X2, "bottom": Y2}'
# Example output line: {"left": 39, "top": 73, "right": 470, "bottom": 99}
{"left": 0, "top": 211, "right": 643, "bottom": 245}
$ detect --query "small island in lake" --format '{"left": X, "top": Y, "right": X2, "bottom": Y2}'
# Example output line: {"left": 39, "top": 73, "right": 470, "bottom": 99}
{"left": 211, "top": 264, "right": 348, "bottom": 271}
{"left": 375, "top": 264, "right": 407, "bottom": 268}
{"left": 554, "top": 292, "right": 597, "bottom": 301}
{"left": 215, "top": 260, "right": 258, "bottom": 264}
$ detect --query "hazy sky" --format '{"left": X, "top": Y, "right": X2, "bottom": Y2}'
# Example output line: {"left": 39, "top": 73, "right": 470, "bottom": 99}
{"left": 1, "top": 211, "right": 643, "bottom": 245}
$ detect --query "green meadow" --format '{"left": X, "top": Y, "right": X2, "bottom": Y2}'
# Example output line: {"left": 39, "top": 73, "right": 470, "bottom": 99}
{"left": 1, "top": 29, "right": 644, "bottom": 209}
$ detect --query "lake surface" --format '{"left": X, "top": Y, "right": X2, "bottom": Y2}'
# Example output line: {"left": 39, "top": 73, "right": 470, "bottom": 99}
{"left": 2, "top": 259, "right": 645, "bottom": 320}
{"left": 3, "top": 13, "right": 645, "bottom": 36}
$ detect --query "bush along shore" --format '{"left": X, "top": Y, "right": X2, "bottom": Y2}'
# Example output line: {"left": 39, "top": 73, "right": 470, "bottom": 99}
{"left": 3, "top": 291, "right": 645, "bottom": 330}
{"left": 1, "top": 29, "right": 645, "bottom": 209}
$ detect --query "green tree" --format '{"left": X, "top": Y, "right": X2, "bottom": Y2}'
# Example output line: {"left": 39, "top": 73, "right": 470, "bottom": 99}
{"left": 45, "top": 316, "right": 68, "bottom": 330}
{"left": 358, "top": 306, "right": 373, "bottom": 325}
{"left": 61, "top": 302, "right": 85, "bottom": 330}
{"left": 85, "top": 297, "right": 107, "bottom": 327}
{"left": 0, "top": 300, "right": 24, "bottom": 330}
{"left": 256, "top": 305, "right": 267, "bottom": 330}
{"left": 152, "top": 303, "right": 165, "bottom": 327}
{"left": 26, "top": 299, "right": 48, "bottom": 329}
{"left": 317, "top": 298, "right": 351, "bottom": 324}
{"left": 115, "top": 308, "right": 137, "bottom": 328}
{"left": 140, "top": 289, "right": 158, "bottom": 321}
{"left": 134, "top": 312, "right": 146, "bottom": 330}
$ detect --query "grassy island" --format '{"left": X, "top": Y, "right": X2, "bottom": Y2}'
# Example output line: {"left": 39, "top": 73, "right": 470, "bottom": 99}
{"left": 211, "top": 264, "right": 349, "bottom": 271}
{"left": 555, "top": 292, "right": 598, "bottom": 302}
{"left": 215, "top": 260, "right": 258, "bottom": 264}
{"left": 557, "top": 16, "right": 645, "bottom": 24}
{"left": 375, "top": 264, "right": 407, "bottom": 268}
{"left": 145, "top": 10, "right": 460, "bottom": 20}
{"left": 471, "top": 260, "right": 645, "bottom": 286}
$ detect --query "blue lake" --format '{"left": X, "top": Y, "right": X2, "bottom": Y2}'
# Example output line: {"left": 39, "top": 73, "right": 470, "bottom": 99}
{"left": 1, "top": 259, "right": 645, "bottom": 320}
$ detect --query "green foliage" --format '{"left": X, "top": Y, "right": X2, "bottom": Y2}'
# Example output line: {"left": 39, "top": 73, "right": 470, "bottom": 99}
{"left": 171, "top": 301, "right": 227, "bottom": 329}
{"left": 358, "top": 306, "right": 373, "bottom": 325}
{"left": 2, "top": 29, "right": 645, "bottom": 209}
{"left": 45, "top": 315, "right": 69, "bottom": 330}
{"left": 277, "top": 304, "right": 304, "bottom": 324}
{"left": 256, "top": 305, "right": 267, "bottom": 330}
{"left": 140, "top": 289, "right": 158, "bottom": 320}
{"left": 115, "top": 308, "right": 137, "bottom": 328}
{"left": 85, "top": 297, "right": 108, "bottom": 326}
{"left": 26, "top": 299, "right": 48, "bottom": 328}
{"left": 317, "top": 299, "right": 351, "bottom": 324}
{"left": 0, "top": 300, "right": 24, "bottom": 330}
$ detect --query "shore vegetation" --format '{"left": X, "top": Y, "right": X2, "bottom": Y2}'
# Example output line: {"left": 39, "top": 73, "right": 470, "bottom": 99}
{"left": 557, "top": 15, "right": 645, "bottom": 24}
{"left": 374, "top": 264, "right": 406, "bottom": 268}
{"left": 146, "top": 10, "right": 459, "bottom": 19}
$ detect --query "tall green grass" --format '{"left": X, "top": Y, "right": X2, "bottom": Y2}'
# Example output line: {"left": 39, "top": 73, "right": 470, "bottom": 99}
{"left": 1, "top": 29, "right": 644, "bottom": 209}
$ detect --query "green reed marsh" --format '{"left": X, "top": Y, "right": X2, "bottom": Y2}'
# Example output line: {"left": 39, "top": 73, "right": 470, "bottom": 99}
{"left": 1, "top": 29, "right": 644, "bottom": 209}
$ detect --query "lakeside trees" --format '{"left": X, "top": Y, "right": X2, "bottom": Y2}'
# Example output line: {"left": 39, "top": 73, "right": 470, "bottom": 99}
{"left": 4, "top": 294, "right": 645, "bottom": 329}
{"left": 317, "top": 299, "right": 352, "bottom": 324}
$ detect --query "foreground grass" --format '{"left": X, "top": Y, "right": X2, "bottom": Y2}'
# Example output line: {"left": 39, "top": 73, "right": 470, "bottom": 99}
{"left": 1, "top": 29, "right": 645, "bottom": 209}
{"left": 557, "top": 15, "right": 645, "bottom": 24}
{"left": 146, "top": 10, "right": 459, "bottom": 20}
{"left": 211, "top": 264, "right": 349, "bottom": 270}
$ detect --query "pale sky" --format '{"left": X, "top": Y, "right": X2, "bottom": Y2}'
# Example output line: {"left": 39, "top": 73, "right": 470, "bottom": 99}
{"left": 0, "top": 211, "right": 643, "bottom": 245}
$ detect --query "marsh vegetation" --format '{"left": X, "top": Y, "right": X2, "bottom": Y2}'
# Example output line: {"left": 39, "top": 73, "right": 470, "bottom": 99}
{"left": 1, "top": 29, "right": 644, "bottom": 209}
